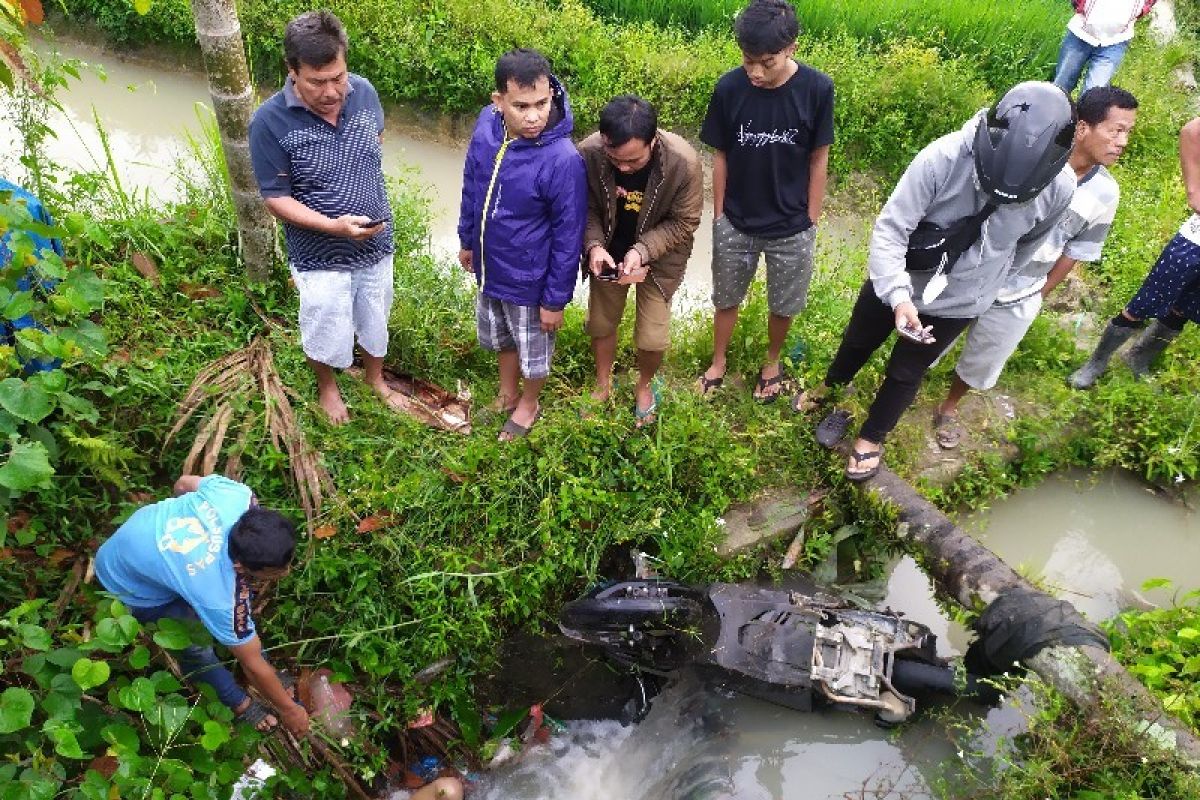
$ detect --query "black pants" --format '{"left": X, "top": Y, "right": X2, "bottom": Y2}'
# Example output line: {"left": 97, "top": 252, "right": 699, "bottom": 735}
{"left": 824, "top": 281, "right": 972, "bottom": 444}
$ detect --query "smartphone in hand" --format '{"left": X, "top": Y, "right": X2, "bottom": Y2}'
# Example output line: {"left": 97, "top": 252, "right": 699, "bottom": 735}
{"left": 896, "top": 321, "right": 936, "bottom": 344}
{"left": 363, "top": 217, "right": 390, "bottom": 228}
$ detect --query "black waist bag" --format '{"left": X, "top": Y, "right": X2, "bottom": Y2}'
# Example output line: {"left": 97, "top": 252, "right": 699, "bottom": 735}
{"left": 906, "top": 203, "right": 997, "bottom": 274}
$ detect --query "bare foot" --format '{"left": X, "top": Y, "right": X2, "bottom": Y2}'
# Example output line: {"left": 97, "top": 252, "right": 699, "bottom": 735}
{"left": 368, "top": 379, "right": 408, "bottom": 412}
{"left": 318, "top": 383, "right": 350, "bottom": 425}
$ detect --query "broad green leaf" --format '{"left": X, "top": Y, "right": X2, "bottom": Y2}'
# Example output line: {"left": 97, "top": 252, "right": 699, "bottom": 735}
{"left": 150, "top": 670, "right": 181, "bottom": 693}
{"left": 0, "top": 438, "right": 54, "bottom": 491}
{"left": 33, "top": 370, "right": 66, "bottom": 395}
{"left": 133, "top": 0, "right": 152, "bottom": 14}
{"left": 152, "top": 618, "right": 193, "bottom": 650}
{"left": 57, "top": 392, "right": 98, "bottom": 424}
{"left": 0, "top": 60, "right": 12, "bottom": 91}
{"left": 71, "top": 657, "right": 111, "bottom": 690}
{"left": 1177, "top": 627, "right": 1199, "bottom": 641}
{"left": 128, "top": 644, "right": 151, "bottom": 670}
{"left": 45, "top": 647, "right": 82, "bottom": 668}
{"left": 148, "top": 694, "right": 191, "bottom": 739}
{"left": 118, "top": 676, "right": 156, "bottom": 713}
{"left": 101, "top": 722, "right": 140, "bottom": 756}
{"left": 43, "top": 720, "right": 85, "bottom": 758}
{"left": 0, "top": 686, "right": 35, "bottom": 733}
{"left": 1141, "top": 577, "right": 1173, "bottom": 591}
{"left": 19, "top": 623, "right": 51, "bottom": 651}
{"left": 96, "top": 615, "right": 139, "bottom": 648}
{"left": 2, "top": 291, "right": 34, "bottom": 322}
{"left": 0, "top": 378, "right": 53, "bottom": 422}
{"left": 40, "top": 690, "right": 79, "bottom": 720}
{"left": 199, "top": 720, "right": 230, "bottom": 751}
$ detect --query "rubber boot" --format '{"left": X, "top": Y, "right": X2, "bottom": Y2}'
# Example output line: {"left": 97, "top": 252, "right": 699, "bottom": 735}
{"left": 1068, "top": 322, "right": 1136, "bottom": 389}
{"left": 1121, "top": 319, "right": 1182, "bottom": 379}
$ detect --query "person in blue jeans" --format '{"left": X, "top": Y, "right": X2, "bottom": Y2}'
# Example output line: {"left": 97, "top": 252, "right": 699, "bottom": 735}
{"left": 1053, "top": 0, "right": 1157, "bottom": 94}
{"left": 95, "top": 475, "right": 309, "bottom": 736}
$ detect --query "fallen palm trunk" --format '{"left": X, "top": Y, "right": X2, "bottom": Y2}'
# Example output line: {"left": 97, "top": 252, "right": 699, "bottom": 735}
{"left": 862, "top": 463, "right": 1200, "bottom": 766}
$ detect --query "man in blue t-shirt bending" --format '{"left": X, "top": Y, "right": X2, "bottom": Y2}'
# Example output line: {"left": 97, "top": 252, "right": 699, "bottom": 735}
{"left": 95, "top": 475, "right": 309, "bottom": 736}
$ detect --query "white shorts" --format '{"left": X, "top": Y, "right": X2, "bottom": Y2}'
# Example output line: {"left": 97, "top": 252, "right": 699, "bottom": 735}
{"left": 291, "top": 254, "right": 394, "bottom": 369}
{"left": 953, "top": 292, "right": 1043, "bottom": 390}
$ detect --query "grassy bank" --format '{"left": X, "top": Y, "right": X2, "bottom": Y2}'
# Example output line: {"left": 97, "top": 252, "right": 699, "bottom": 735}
{"left": 580, "top": 0, "right": 1064, "bottom": 90}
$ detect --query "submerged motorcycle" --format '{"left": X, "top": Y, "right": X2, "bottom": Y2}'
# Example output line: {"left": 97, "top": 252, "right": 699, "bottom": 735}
{"left": 560, "top": 579, "right": 977, "bottom": 725}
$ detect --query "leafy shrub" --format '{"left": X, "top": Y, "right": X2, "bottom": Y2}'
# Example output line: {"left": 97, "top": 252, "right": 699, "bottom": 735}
{"left": 0, "top": 193, "right": 111, "bottom": 526}
{"left": 0, "top": 597, "right": 268, "bottom": 799}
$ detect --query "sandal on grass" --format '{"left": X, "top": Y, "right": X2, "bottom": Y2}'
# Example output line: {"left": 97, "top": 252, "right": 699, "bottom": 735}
{"left": 753, "top": 366, "right": 789, "bottom": 403}
{"left": 634, "top": 382, "right": 661, "bottom": 428}
{"left": 499, "top": 404, "right": 541, "bottom": 442}
{"left": 815, "top": 409, "right": 852, "bottom": 449}
{"left": 846, "top": 447, "right": 883, "bottom": 483}
{"left": 235, "top": 698, "right": 278, "bottom": 732}
{"left": 696, "top": 372, "right": 724, "bottom": 397}
{"left": 933, "top": 411, "right": 963, "bottom": 450}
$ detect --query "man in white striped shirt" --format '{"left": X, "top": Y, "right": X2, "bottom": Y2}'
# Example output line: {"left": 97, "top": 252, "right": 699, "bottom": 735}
{"left": 932, "top": 86, "right": 1137, "bottom": 448}
{"left": 1053, "top": 0, "right": 1156, "bottom": 94}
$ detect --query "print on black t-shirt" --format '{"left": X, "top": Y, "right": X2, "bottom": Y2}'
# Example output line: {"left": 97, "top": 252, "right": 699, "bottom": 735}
{"left": 609, "top": 162, "right": 652, "bottom": 263}
{"left": 700, "top": 62, "right": 835, "bottom": 239}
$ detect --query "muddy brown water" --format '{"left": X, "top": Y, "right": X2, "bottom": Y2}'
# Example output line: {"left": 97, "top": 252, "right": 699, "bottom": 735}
{"left": 9, "top": 37, "right": 1199, "bottom": 800}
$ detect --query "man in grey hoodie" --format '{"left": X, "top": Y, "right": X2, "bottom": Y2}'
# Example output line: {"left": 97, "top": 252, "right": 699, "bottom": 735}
{"left": 794, "top": 82, "right": 1077, "bottom": 481}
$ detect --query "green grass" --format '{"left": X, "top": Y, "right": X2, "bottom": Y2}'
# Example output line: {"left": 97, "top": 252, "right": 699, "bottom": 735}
{"left": 579, "top": 0, "right": 1066, "bottom": 89}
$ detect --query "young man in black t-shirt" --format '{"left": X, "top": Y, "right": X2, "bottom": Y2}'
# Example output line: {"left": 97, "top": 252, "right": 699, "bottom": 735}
{"left": 697, "top": 0, "right": 834, "bottom": 402}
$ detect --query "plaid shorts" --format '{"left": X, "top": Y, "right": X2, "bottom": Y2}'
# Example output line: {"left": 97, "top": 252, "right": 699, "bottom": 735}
{"left": 475, "top": 294, "right": 556, "bottom": 379}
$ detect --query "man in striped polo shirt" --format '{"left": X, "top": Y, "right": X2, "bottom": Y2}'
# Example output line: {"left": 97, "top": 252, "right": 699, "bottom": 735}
{"left": 250, "top": 11, "right": 400, "bottom": 425}
{"left": 932, "top": 86, "right": 1137, "bottom": 448}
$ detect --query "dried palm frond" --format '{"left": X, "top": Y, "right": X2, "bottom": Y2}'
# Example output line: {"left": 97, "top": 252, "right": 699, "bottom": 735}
{"left": 163, "top": 336, "right": 334, "bottom": 530}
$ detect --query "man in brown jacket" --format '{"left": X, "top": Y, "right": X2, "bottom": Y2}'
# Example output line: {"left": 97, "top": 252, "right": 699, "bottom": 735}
{"left": 580, "top": 95, "right": 703, "bottom": 425}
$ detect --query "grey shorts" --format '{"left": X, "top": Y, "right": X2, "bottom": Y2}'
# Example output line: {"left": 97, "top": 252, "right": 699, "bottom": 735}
{"left": 954, "top": 292, "right": 1042, "bottom": 390}
{"left": 710, "top": 216, "right": 817, "bottom": 316}
{"left": 290, "top": 254, "right": 394, "bottom": 369}
{"left": 475, "top": 294, "right": 556, "bottom": 379}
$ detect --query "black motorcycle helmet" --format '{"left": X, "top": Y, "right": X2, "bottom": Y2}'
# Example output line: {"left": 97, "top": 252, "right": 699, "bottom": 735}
{"left": 974, "top": 81, "right": 1076, "bottom": 204}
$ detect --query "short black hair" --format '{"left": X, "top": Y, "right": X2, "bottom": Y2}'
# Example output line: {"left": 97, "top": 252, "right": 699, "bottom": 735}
{"left": 1076, "top": 85, "right": 1138, "bottom": 126}
{"left": 228, "top": 508, "right": 297, "bottom": 571}
{"left": 494, "top": 48, "right": 552, "bottom": 93}
{"left": 599, "top": 95, "right": 658, "bottom": 148}
{"left": 284, "top": 10, "right": 348, "bottom": 72}
{"left": 735, "top": 0, "right": 800, "bottom": 56}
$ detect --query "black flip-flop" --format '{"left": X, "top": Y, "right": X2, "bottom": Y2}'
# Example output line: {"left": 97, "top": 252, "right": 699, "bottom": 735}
{"left": 696, "top": 373, "right": 724, "bottom": 397}
{"left": 753, "top": 368, "right": 789, "bottom": 403}
{"left": 816, "top": 409, "right": 852, "bottom": 448}
{"left": 846, "top": 448, "right": 883, "bottom": 482}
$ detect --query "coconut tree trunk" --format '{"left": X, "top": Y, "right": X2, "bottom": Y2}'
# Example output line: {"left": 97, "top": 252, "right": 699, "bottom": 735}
{"left": 863, "top": 463, "right": 1200, "bottom": 766}
{"left": 189, "top": 0, "right": 276, "bottom": 282}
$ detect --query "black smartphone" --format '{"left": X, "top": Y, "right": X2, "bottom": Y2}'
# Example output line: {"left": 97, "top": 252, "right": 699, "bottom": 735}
{"left": 597, "top": 264, "right": 620, "bottom": 282}
{"left": 363, "top": 217, "right": 390, "bottom": 228}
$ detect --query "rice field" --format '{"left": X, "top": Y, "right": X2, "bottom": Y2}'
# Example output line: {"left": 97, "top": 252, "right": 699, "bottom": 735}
{"left": 580, "top": 0, "right": 1067, "bottom": 89}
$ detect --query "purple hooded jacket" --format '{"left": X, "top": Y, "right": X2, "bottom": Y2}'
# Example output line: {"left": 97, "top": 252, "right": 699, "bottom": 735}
{"left": 457, "top": 75, "right": 587, "bottom": 311}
